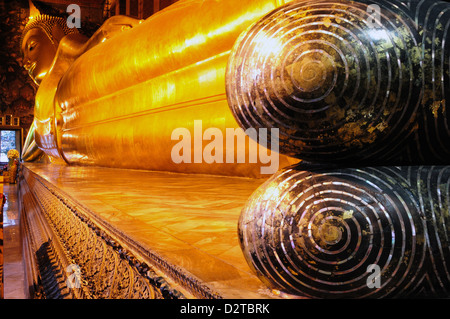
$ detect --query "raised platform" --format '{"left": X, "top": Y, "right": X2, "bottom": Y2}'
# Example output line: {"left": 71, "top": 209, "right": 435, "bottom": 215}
{"left": 18, "top": 162, "right": 281, "bottom": 299}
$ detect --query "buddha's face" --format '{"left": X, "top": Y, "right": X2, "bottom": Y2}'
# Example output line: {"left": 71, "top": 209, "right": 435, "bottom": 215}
{"left": 21, "top": 27, "right": 57, "bottom": 86}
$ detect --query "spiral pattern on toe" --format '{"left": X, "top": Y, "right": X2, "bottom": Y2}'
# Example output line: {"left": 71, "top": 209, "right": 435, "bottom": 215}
{"left": 239, "top": 166, "right": 450, "bottom": 298}
{"left": 232, "top": 0, "right": 450, "bottom": 299}
{"left": 226, "top": 0, "right": 422, "bottom": 164}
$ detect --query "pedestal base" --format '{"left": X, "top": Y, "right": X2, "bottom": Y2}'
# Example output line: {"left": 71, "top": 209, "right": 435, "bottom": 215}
{"left": 18, "top": 163, "right": 278, "bottom": 299}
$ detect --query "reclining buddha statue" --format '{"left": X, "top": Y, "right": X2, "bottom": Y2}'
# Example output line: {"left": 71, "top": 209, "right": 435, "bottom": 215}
{"left": 20, "top": 0, "right": 298, "bottom": 178}
{"left": 21, "top": 0, "right": 450, "bottom": 178}
{"left": 19, "top": 0, "right": 450, "bottom": 299}
{"left": 21, "top": 9, "right": 141, "bottom": 160}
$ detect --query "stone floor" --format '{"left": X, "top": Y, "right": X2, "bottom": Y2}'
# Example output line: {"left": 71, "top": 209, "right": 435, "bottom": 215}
{"left": 2, "top": 182, "right": 28, "bottom": 299}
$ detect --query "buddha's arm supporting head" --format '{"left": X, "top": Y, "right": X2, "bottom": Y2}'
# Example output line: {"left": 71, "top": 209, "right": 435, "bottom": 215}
{"left": 20, "top": 15, "right": 78, "bottom": 85}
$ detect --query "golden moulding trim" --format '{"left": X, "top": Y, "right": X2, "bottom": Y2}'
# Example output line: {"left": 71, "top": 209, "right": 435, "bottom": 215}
{"left": 20, "top": 166, "right": 221, "bottom": 299}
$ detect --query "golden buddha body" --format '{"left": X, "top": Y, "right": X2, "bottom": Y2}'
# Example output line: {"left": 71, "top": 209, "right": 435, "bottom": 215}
{"left": 20, "top": 0, "right": 297, "bottom": 178}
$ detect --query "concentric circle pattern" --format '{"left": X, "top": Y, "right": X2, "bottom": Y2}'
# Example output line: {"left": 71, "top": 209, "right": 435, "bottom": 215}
{"left": 232, "top": 0, "right": 450, "bottom": 299}
{"left": 238, "top": 165, "right": 450, "bottom": 298}
{"left": 402, "top": 0, "right": 450, "bottom": 164}
{"left": 226, "top": 0, "right": 427, "bottom": 164}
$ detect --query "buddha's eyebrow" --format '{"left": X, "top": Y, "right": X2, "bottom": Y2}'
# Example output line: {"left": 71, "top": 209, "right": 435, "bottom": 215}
{"left": 21, "top": 37, "right": 34, "bottom": 58}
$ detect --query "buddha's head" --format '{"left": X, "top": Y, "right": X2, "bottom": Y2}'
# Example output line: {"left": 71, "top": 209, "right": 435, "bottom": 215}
{"left": 20, "top": 14, "right": 78, "bottom": 85}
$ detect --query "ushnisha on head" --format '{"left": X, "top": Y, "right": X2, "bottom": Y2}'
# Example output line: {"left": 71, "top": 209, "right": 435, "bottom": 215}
{"left": 20, "top": 14, "right": 78, "bottom": 85}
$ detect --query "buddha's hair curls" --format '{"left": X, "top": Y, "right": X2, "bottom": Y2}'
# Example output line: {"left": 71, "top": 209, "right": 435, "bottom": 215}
{"left": 20, "top": 14, "right": 78, "bottom": 48}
